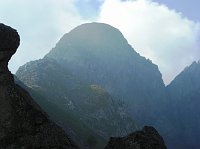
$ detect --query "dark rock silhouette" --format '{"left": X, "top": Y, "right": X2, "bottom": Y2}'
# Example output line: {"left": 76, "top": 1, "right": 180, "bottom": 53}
{"left": 0, "top": 23, "right": 77, "bottom": 148}
{"left": 0, "top": 23, "right": 19, "bottom": 83}
{"left": 104, "top": 126, "right": 167, "bottom": 149}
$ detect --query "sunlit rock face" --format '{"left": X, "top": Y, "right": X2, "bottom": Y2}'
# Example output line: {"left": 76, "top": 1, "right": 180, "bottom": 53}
{"left": 0, "top": 23, "right": 77, "bottom": 149}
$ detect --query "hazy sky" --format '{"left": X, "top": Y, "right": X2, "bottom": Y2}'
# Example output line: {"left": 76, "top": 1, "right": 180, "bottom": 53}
{"left": 0, "top": 0, "right": 199, "bottom": 85}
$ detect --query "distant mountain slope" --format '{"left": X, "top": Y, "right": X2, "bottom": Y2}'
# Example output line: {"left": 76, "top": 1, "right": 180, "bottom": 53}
{"left": 167, "top": 61, "right": 200, "bottom": 99}
{"left": 45, "top": 22, "right": 167, "bottom": 125}
{"left": 0, "top": 23, "right": 77, "bottom": 148}
{"left": 15, "top": 76, "right": 105, "bottom": 149}
{"left": 166, "top": 61, "right": 200, "bottom": 149}
{"left": 14, "top": 22, "right": 200, "bottom": 149}
{"left": 16, "top": 57, "right": 137, "bottom": 149}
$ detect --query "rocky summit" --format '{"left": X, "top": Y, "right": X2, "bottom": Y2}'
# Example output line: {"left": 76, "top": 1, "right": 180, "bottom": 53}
{"left": 0, "top": 23, "right": 77, "bottom": 148}
{"left": 104, "top": 126, "right": 167, "bottom": 149}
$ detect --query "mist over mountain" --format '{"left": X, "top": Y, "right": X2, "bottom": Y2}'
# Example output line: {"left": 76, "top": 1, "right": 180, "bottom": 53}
{"left": 16, "top": 22, "right": 168, "bottom": 148}
{"left": 45, "top": 23, "right": 167, "bottom": 125}
{"left": 16, "top": 57, "right": 137, "bottom": 148}
{"left": 15, "top": 22, "right": 200, "bottom": 149}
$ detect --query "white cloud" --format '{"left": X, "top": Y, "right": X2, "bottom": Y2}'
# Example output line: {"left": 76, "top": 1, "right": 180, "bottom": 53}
{"left": 98, "top": 0, "right": 200, "bottom": 84}
{"left": 0, "top": 0, "right": 88, "bottom": 73}
{"left": 1, "top": 0, "right": 200, "bottom": 85}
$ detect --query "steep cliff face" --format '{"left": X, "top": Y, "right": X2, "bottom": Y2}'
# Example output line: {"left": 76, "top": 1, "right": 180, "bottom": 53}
{"left": 0, "top": 23, "right": 77, "bottom": 149}
{"left": 16, "top": 57, "right": 137, "bottom": 149}
{"left": 45, "top": 23, "right": 167, "bottom": 125}
{"left": 104, "top": 126, "right": 167, "bottom": 149}
{"left": 165, "top": 61, "right": 200, "bottom": 149}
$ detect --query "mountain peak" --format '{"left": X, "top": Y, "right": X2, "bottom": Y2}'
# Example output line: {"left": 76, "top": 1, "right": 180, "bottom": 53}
{"left": 45, "top": 22, "right": 165, "bottom": 126}
{"left": 68, "top": 22, "right": 124, "bottom": 39}
{"left": 56, "top": 22, "right": 130, "bottom": 52}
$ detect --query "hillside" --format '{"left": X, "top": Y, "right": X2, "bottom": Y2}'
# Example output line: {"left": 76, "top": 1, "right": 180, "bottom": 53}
{"left": 16, "top": 57, "right": 137, "bottom": 148}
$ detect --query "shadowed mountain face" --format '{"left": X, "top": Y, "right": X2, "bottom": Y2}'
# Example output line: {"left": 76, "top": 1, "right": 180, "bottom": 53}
{"left": 166, "top": 61, "right": 200, "bottom": 149}
{"left": 45, "top": 23, "right": 167, "bottom": 125}
{"left": 11, "top": 21, "right": 200, "bottom": 149}
{"left": 0, "top": 23, "right": 77, "bottom": 149}
{"left": 16, "top": 22, "right": 168, "bottom": 148}
{"left": 16, "top": 22, "right": 200, "bottom": 149}
{"left": 16, "top": 57, "right": 137, "bottom": 149}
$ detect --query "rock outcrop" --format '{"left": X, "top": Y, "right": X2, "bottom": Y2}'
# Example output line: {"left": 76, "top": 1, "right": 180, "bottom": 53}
{"left": 0, "top": 23, "right": 19, "bottom": 84}
{"left": 104, "top": 126, "right": 167, "bottom": 149}
{"left": 0, "top": 23, "right": 77, "bottom": 148}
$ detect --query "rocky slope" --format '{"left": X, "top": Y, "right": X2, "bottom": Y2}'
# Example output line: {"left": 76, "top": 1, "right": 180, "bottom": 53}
{"left": 14, "top": 22, "right": 200, "bottom": 149}
{"left": 105, "top": 126, "right": 167, "bottom": 149}
{"left": 0, "top": 23, "right": 77, "bottom": 149}
{"left": 45, "top": 22, "right": 167, "bottom": 125}
{"left": 165, "top": 61, "right": 200, "bottom": 149}
{"left": 16, "top": 22, "right": 168, "bottom": 148}
{"left": 16, "top": 57, "right": 137, "bottom": 149}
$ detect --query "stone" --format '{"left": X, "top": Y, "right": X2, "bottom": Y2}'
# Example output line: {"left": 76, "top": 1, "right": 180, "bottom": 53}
{"left": 104, "top": 126, "right": 167, "bottom": 149}
{"left": 0, "top": 23, "right": 19, "bottom": 74}
{"left": 0, "top": 23, "right": 77, "bottom": 148}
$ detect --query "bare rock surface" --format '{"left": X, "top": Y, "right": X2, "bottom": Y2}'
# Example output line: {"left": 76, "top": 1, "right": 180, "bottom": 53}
{"left": 104, "top": 126, "right": 167, "bottom": 149}
{"left": 0, "top": 23, "right": 77, "bottom": 149}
